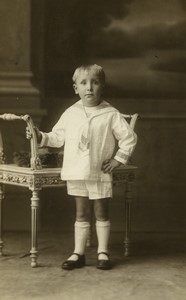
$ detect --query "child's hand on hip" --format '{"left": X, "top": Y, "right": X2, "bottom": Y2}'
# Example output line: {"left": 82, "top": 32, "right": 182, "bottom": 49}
{"left": 102, "top": 159, "right": 121, "bottom": 174}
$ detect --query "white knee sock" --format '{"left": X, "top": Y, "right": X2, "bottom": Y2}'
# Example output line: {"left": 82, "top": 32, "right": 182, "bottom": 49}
{"left": 96, "top": 220, "right": 111, "bottom": 260}
{"left": 68, "top": 221, "right": 90, "bottom": 261}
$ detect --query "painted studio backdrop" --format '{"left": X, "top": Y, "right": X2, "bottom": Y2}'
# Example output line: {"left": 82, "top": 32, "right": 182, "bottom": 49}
{"left": 0, "top": 0, "right": 186, "bottom": 233}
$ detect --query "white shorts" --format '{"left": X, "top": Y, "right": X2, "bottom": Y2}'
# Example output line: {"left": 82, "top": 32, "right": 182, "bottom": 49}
{"left": 67, "top": 180, "right": 113, "bottom": 200}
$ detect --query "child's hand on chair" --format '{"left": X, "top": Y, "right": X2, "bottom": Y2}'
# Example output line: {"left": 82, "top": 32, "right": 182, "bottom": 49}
{"left": 102, "top": 159, "right": 121, "bottom": 174}
{"left": 26, "top": 126, "right": 42, "bottom": 143}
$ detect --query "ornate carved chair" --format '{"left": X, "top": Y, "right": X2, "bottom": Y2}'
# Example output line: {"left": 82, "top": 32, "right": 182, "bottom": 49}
{"left": 0, "top": 112, "right": 138, "bottom": 267}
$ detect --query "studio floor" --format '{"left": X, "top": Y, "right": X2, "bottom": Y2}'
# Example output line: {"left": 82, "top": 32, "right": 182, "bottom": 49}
{"left": 0, "top": 231, "right": 186, "bottom": 300}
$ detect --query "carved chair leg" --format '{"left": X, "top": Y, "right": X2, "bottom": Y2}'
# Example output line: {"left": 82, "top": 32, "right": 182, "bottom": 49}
{"left": 86, "top": 227, "right": 92, "bottom": 247}
{"left": 124, "top": 181, "right": 132, "bottom": 256}
{"left": 30, "top": 190, "right": 39, "bottom": 267}
{"left": 86, "top": 202, "right": 94, "bottom": 247}
{"left": 0, "top": 184, "right": 4, "bottom": 256}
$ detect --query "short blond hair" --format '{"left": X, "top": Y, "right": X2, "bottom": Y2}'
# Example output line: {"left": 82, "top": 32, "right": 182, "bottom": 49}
{"left": 72, "top": 64, "right": 106, "bottom": 84}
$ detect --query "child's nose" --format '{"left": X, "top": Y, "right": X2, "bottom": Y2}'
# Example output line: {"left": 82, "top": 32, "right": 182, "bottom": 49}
{"left": 87, "top": 82, "right": 93, "bottom": 90}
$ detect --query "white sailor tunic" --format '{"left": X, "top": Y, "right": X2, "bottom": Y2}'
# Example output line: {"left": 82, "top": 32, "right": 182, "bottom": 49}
{"left": 40, "top": 100, "right": 137, "bottom": 182}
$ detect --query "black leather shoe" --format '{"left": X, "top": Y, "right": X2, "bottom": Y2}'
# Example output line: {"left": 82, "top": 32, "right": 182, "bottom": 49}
{"left": 97, "top": 252, "right": 112, "bottom": 270}
{"left": 61, "top": 253, "right": 86, "bottom": 270}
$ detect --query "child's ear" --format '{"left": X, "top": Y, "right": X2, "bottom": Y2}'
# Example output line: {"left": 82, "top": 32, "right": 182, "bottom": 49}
{"left": 73, "top": 84, "right": 78, "bottom": 94}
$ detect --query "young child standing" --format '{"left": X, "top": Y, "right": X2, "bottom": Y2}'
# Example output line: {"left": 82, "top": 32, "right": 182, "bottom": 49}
{"left": 36, "top": 64, "right": 137, "bottom": 270}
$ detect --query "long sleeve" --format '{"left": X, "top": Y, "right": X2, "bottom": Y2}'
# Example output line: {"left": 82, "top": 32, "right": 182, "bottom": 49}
{"left": 39, "top": 113, "right": 66, "bottom": 148}
{"left": 112, "top": 113, "right": 137, "bottom": 164}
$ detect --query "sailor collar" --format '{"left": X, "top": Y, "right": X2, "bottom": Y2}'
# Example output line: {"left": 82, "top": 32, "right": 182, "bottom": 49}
{"left": 72, "top": 100, "right": 118, "bottom": 118}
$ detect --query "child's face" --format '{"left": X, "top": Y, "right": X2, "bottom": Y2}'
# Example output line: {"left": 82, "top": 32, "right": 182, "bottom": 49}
{"left": 73, "top": 70, "right": 104, "bottom": 107}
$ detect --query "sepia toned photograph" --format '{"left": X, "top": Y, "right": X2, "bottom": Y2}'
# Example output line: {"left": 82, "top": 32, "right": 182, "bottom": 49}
{"left": 0, "top": 0, "right": 186, "bottom": 299}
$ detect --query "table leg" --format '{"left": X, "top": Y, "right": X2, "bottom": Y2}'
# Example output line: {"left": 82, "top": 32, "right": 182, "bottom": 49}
{"left": 0, "top": 184, "right": 4, "bottom": 256}
{"left": 30, "top": 190, "right": 39, "bottom": 267}
{"left": 124, "top": 181, "right": 132, "bottom": 256}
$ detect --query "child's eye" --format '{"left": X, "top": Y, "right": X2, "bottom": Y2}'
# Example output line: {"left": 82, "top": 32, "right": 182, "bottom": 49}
{"left": 80, "top": 80, "right": 86, "bottom": 85}
{"left": 93, "top": 80, "right": 100, "bottom": 85}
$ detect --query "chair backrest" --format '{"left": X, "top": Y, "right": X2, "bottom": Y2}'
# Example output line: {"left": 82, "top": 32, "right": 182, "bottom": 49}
{"left": 0, "top": 130, "right": 6, "bottom": 164}
{"left": 121, "top": 113, "right": 139, "bottom": 130}
{"left": 0, "top": 113, "right": 42, "bottom": 170}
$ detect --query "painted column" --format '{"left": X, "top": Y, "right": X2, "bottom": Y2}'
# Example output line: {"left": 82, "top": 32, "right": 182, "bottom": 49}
{"left": 0, "top": 0, "right": 44, "bottom": 115}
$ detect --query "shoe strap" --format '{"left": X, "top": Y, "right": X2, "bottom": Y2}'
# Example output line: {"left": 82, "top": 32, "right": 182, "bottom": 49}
{"left": 73, "top": 252, "right": 84, "bottom": 258}
{"left": 98, "top": 252, "right": 109, "bottom": 257}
